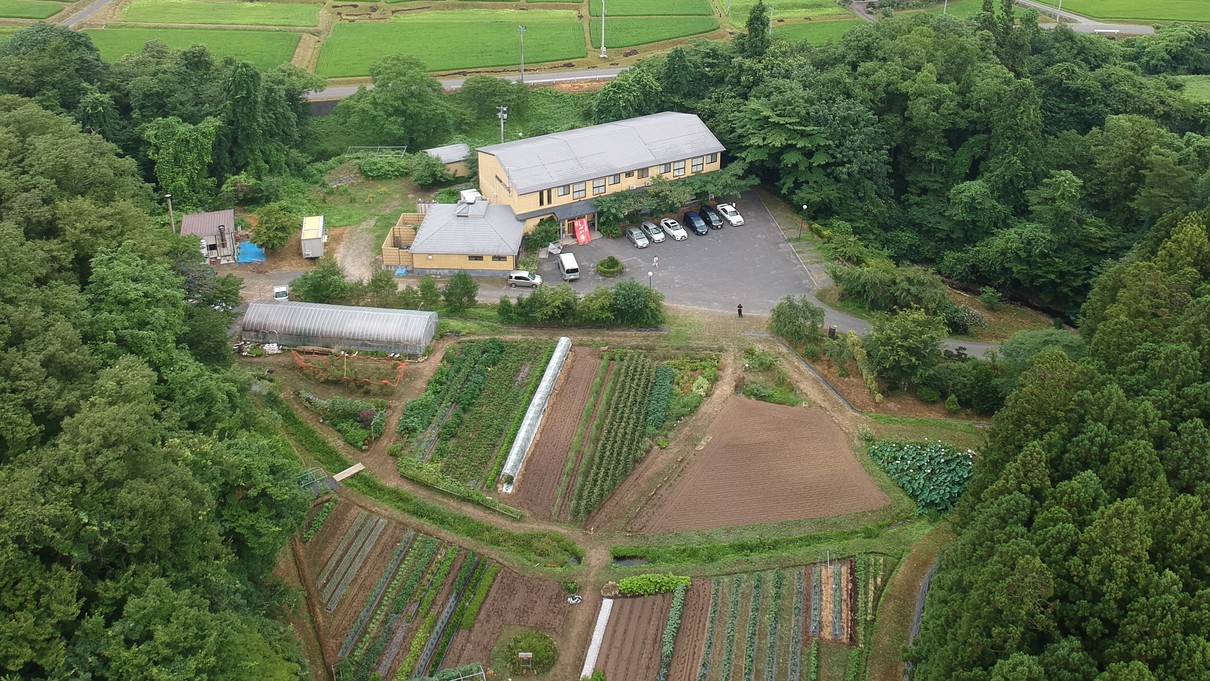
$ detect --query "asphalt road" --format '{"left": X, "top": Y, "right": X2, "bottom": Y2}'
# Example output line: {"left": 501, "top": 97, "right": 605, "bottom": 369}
{"left": 1013, "top": 0, "right": 1155, "bottom": 34}
{"left": 307, "top": 67, "right": 627, "bottom": 102}
{"left": 61, "top": 0, "right": 114, "bottom": 27}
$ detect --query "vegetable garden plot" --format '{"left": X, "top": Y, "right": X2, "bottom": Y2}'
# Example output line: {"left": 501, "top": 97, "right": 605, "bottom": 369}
{"left": 292, "top": 349, "right": 406, "bottom": 387}
{"left": 868, "top": 440, "right": 975, "bottom": 513}
{"left": 652, "top": 560, "right": 878, "bottom": 681}
{"left": 395, "top": 339, "right": 552, "bottom": 493}
{"left": 297, "top": 504, "right": 503, "bottom": 681}
{"left": 300, "top": 391, "right": 387, "bottom": 449}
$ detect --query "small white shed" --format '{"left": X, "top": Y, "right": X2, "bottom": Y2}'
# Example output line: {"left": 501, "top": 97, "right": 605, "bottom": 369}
{"left": 301, "top": 215, "right": 326, "bottom": 258}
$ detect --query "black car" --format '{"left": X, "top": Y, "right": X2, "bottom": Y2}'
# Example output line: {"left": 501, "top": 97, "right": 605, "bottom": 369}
{"left": 683, "top": 211, "right": 708, "bottom": 235}
{"left": 699, "top": 204, "right": 724, "bottom": 229}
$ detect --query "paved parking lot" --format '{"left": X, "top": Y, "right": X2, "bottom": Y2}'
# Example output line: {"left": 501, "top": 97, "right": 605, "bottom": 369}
{"left": 533, "top": 190, "right": 811, "bottom": 315}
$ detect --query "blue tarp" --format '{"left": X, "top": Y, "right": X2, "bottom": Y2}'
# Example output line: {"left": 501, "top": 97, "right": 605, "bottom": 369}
{"left": 237, "top": 241, "right": 265, "bottom": 263}
{"left": 394, "top": 267, "right": 409, "bottom": 277}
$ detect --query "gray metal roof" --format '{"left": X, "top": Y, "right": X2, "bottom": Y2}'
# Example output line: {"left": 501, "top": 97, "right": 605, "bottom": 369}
{"left": 424, "top": 143, "right": 471, "bottom": 164}
{"left": 516, "top": 198, "right": 600, "bottom": 222}
{"left": 180, "top": 209, "right": 235, "bottom": 238}
{"left": 477, "top": 112, "right": 725, "bottom": 195}
{"left": 411, "top": 201, "right": 525, "bottom": 256}
{"left": 242, "top": 301, "right": 437, "bottom": 345}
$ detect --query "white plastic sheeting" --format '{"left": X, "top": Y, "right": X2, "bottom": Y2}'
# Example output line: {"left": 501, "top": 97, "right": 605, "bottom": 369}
{"left": 499, "top": 336, "right": 572, "bottom": 493}
{"left": 580, "top": 598, "right": 614, "bottom": 679}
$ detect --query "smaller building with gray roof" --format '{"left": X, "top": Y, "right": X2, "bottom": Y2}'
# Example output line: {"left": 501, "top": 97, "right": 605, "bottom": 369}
{"left": 408, "top": 193, "right": 525, "bottom": 274}
{"left": 423, "top": 142, "right": 472, "bottom": 178}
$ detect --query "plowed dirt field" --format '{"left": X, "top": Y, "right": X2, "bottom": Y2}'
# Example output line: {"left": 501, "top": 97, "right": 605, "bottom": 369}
{"left": 510, "top": 349, "right": 601, "bottom": 520}
{"left": 667, "top": 579, "right": 713, "bottom": 681}
{"left": 595, "top": 593, "right": 672, "bottom": 680}
{"left": 636, "top": 397, "right": 889, "bottom": 532}
{"left": 443, "top": 569, "right": 575, "bottom": 668}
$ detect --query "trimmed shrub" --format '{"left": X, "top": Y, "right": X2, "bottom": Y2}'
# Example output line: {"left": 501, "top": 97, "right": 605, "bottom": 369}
{"left": 618, "top": 573, "right": 691, "bottom": 596}
{"left": 596, "top": 255, "right": 624, "bottom": 277}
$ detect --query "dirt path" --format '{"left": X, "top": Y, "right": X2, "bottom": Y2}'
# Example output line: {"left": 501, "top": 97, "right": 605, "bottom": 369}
{"left": 336, "top": 217, "right": 378, "bottom": 283}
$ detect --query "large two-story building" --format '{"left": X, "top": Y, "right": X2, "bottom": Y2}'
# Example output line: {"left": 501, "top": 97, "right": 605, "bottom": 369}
{"left": 476, "top": 111, "right": 725, "bottom": 234}
{"left": 385, "top": 112, "right": 725, "bottom": 274}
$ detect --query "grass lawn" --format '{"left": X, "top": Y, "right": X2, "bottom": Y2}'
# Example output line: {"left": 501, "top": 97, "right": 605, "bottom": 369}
{"left": 317, "top": 10, "right": 585, "bottom": 76}
{"left": 1176, "top": 75, "right": 1210, "bottom": 102}
{"left": 1034, "top": 0, "right": 1210, "bottom": 22}
{"left": 85, "top": 28, "right": 301, "bottom": 68}
{"left": 0, "top": 0, "right": 65, "bottom": 19}
{"left": 459, "top": 87, "right": 594, "bottom": 147}
{"left": 773, "top": 18, "right": 862, "bottom": 43}
{"left": 727, "top": 0, "right": 851, "bottom": 21}
{"left": 590, "top": 16, "right": 719, "bottom": 47}
{"left": 120, "top": 0, "right": 319, "bottom": 26}
{"left": 589, "top": 0, "right": 712, "bottom": 16}
{"left": 867, "top": 414, "right": 984, "bottom": 451}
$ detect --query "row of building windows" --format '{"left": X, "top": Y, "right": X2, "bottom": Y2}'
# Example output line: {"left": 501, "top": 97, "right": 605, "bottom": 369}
{"left": 552, "top": 153, "right": 718, "bottom": 200}
{"left": 467, "top": 255, "right": 510, "bottom": 262}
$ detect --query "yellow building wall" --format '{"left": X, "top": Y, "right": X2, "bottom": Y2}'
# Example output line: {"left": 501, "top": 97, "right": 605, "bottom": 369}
{"left": 412, "top": 253, "right": 515, "bottom": 271}
{"left": 477, "top": 151, "right": 724, "bottom": 227}
{"left": 445, "top": 161, "right": 470, "bottom": 178}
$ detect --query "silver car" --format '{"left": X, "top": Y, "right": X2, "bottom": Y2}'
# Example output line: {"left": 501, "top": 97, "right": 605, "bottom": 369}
{"left": 506, "top": 270, "right": 542, "bottom": 288}
{"left": 640, "top": 221, "right": 666, "bottom": 243}
{"left": 659, "top": 218, "right": 688, "bottom": 241}
{"left": 625, "top": 226, "right": 650, "bottom": 248}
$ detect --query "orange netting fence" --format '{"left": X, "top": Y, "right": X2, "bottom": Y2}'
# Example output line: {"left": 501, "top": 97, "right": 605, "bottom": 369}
{"left": 290, "top": 348, "right": 407, "bottom": 387}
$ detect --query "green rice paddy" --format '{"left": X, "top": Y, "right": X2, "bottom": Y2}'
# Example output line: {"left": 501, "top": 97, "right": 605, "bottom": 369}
{"left": 589, "top": 0, "right": 713, "bottom": 17}
{"left": 726, "top": 0, "right": 853, "bottom": 21}
{"left": 0, "top": 0, "right": 65, "bottom": 19}
{"left": 590, "top": 16, "right": 720, "bottom": 47}
{"left": 773, "top": 18, "right": 863, "bottom": 43}
{"left": 85, "top": 27, "right": 302, "bottom": 69}
{"left": 317, "top": 10, "right": 585, "bottom": 77}
{"left": 120, "top": 0, "right": 320, "bottom": 27}
{"left": 1033, "top": 0, "right": 1210, "bottom": 22}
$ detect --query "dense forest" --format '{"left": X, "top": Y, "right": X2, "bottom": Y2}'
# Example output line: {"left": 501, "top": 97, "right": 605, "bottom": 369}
{"left": 1, "top": 5, "right": 1209, "bottom": 679}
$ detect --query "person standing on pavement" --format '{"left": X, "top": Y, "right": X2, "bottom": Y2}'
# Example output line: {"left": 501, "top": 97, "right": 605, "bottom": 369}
{"left": 737, "top": 303, "right": 743, "bottom": 318}
{"left": 653, "top": 256, "right": 659, "bottom": 269}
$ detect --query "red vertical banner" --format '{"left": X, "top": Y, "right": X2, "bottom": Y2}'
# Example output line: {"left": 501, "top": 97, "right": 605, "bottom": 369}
{"left": 574, "top": 216, "right": 591, "bottom": 245}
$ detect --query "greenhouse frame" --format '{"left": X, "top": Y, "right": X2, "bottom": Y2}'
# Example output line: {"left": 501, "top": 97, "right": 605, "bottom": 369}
{"left": 241, "top": 301, "right": 437, "bottom": 355}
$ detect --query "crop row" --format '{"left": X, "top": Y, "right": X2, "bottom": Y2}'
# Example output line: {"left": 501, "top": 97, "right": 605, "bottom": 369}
{"left": 571, "top": 354, "right": 657, "bottom": 519}
{"left": 646, "top": 363, "right": 676, "bottom": 431}
{"left": 743, "top": 572, "right": 764, "bottom": 680}
{"left": 845, "top": 558, "right": 875, "bottom": 681}
{"left": 377, "top": 549, "right": 459, "bottom": 679}
{"left": 564, "top": 360, "right": 616, "bottom": 518}
{"left": 406, "top": 555, "right": 480, "bottom": 677}
{"left": 438, "top": 342, "right": 551, "bottom": 485}
{"left": 460, "top": 563, "right": 499, "bottom": 628}
{"left": 398, "top": 339, "right": 507, "bottom": 448}
{"left": 805, "top": 639, "right": 820, "bottom": 681}
{"left": 810, "top": 565, "right": 822, "bottom": 637}
{"left": 551, "top": 357, "right": 610, "bottom": 517}
{"left": 428, "top": 560, "right": 491, "bottom": 671}
{"left": 342, "top": 536, "right": 441, "bottom": 680}
{"left": 788, "top": 569, "right": 805, "bottom": 680}
{"left": 832, "top": 563, "right": 843, "bottom": 640}
{"left": 764, "top": 570, "right": 783, "bottom": 681}
{"left": 720, "top": 575, "right": 741, "bottom": 681}
{"left": 618, "top": 573, "right": 691, "bottom": 596}
{"left": 340, "top": 531, "right": 416, "bottom": 658}
{"left": 656, "top": 583, "right": 688, "bottom": 681}
{"left": 324, "top": 517, "right": 387, "bottom": 610}
{"left": 696, "top": 580, "right": 721, "bottom": 681}
{"left": 302, "top": 498, "right": 338, "bottom": 542}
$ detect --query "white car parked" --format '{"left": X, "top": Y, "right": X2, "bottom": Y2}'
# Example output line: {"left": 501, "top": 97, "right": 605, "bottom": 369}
{"left": 717, "top": 203, "right": 745, "bottom": 226}
{"left": 659, "top": 218, "right": 689, "bottom": 241}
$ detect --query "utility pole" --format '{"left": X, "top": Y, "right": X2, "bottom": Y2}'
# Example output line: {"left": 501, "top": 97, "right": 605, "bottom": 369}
{"left": 497, "top": 106, "right": 508, "bottom": 144}
{"left": 599, "top": 0, "right": 607, "bottom": 58}
{"left": 518, "top": 25, "right": 526, "bottom": 84}
{"left": 1056, "top": 0, "right": 1064, "bottom": 21}
{"left": 943, "top": 0, "right": 948, "bottom": 13}
{"left": 165, "top": 193, "right": 176, "bottom": 235}
{"left": 770, "top": 3, "right": 774, "bottom": 29}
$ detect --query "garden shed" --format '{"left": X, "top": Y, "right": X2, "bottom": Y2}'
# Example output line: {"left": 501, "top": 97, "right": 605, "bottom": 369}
{"left": 241, "top": 301, "right": 437, "bottom": 355}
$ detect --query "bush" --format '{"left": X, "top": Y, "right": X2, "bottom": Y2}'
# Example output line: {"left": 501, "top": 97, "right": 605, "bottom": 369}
{"left": 523, "top": 217, "right": 561, "bottom": 252}
{"left": 505, "top": 631, "right": 557, "bottom": 674}
{"left": 868, "top": 440, "right": 974, "bottom": 512}
{"left": 356, "top": 154, "right": 411, "bottom": 180}
{"left": 561, "top": 580, "right": 580, "bottom": 594}
{"left": 977, "top": 286, "right": 1002, "bottom": 309}
{"left": 596, "top": 255, "right": 624, "bottom": 277}
{"left": 945, "top": 394, "right": 960, "bottom": 413}
{"left": 943, "top": 302, "right": 987, "bottom": 335}
{"left": 916, "top": 385, "right": 941, "bottom": 403}
{"left": 829, "top": 262, "right": 950, "bottom": 315}
{"left": 769, "top": 296, "right": 825, "bottom": 346}
{"left": 600, "top": 223, "right": 622, "bottom": 239}
{"left": 251, "top": 203, "right": 298, "bottom": 251}
{"left": 618, "top": 573, "right": 691, "bottom": 596}
{"left": 742, "top": 347, "right": 779, "bottom": 372}
{"left": 411, "top": 153, "right": 452, "bottom": 188}
{"left": 293, "top": 258, "right": 350, "bottom": 303}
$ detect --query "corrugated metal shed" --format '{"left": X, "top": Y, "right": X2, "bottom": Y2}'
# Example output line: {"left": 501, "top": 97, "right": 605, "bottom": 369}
{"left": 424, "top": 143, "right": 471, "bottom": 164}
{"left": 241, "top": 301, "right": 437, "bottom": 355}
{"left": 300, "top": 215, "right": 324, "bottom": 240}
{"left": 411, "top": 201, "right": 525, "bottom": 256}
{"left": 477, "top": 112, "right": 725, "bottom": 195}
{"left": 180, "top": 209, "right": 236, "bottom": 238}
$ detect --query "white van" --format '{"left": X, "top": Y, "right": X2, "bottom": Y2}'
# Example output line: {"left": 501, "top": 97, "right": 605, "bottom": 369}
{"left": 558, "top": 252, "right": 580, "bottom": 281}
